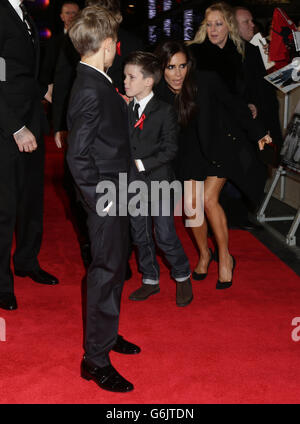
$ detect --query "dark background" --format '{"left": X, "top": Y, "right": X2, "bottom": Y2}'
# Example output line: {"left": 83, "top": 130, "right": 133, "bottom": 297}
{"left": 25, "top": 0, "right": 300, "bottom": 42}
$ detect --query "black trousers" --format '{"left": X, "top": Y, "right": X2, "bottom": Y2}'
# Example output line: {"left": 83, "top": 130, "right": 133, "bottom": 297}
{"left": 84, "top": 210, "right": 129, "bottom": 368}
{"left": 0, "top": 137, "right": 44, "bottom": 294}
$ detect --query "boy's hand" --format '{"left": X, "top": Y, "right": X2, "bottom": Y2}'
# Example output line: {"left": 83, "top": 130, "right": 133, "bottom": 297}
{"left": 44, "top": 84, "right": 53, "bottom": 103}
{"left": 54, "top": 131, "right": 68, "bottom": 148}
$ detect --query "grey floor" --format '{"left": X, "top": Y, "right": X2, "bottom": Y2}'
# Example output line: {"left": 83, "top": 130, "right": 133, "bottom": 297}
{"left": 250, "top": 197, "right": 300, "bottom": 277}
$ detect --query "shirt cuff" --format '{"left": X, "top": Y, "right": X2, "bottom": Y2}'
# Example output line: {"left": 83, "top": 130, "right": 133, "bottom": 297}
{"left": 13, "top": 126, "right": 25, "bottom": 136}
{"left": 135, "top": 159, "right": 145, "bottom": 172}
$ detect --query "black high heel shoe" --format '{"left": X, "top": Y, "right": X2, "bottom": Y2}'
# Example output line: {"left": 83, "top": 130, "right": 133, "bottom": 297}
{"left": 192, "top": 248, "right": 213, "bottom": 281}
{"left": 216, "top": 255, "right": 236, "bottom": 289}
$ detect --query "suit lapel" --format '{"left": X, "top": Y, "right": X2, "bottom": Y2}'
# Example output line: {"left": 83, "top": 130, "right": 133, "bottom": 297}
{"left": 130, "top": 96, "right": 159, "bottom": 132}
{"left": 4, "top": 0, "right": 32, "bottom": 40}
{"left": 4, "top": 1, "right": 37, "bottom": 63}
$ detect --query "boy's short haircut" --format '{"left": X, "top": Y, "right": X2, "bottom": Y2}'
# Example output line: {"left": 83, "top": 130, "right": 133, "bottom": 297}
{"left": 69, "top": 6, "right": 119, "bottom": 57}
{"left": 84, "top": 0, "right": 122, "bottom": 23}
{"left": 124, "top": 51, "right": 162, "bottom": 86}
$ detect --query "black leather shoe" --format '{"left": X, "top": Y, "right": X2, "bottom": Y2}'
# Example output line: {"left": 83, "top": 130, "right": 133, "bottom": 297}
{"left": 15, "top": 267, "right": 59, "bottom": 285}
{"left": 129, "top": 283, "right": 160, "bottom": 301}
{"left": 81, "top": 359, "right": 134, "bottom": 392}
{"left": 112, "top": 335, "right": 141, "bottom": 354}
{"left": 192, "top": 248, "right": 213, "bottom": 281}
{"left": 0, "top": 293, "right": 18, "bottom": 311}
{"left": 176, "top": 278, "right": 193, "bottom": 307}
{"left": 216, "top": 255, "right": 236, "bottom": 289}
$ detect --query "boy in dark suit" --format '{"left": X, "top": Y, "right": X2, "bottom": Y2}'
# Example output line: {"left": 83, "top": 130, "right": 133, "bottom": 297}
{"left": 66, "top": 6, "right": 140, "bottom": 393}
{"left": 124, "top": 52, "right": 193, "bottom": 307}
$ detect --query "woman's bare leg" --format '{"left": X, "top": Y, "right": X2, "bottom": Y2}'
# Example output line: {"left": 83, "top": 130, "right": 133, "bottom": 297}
{"left": 184, "top": 180, "right": 211, "bottom": 273}
{"left": 204, "top": 176, "right": 233, "bottom": 282}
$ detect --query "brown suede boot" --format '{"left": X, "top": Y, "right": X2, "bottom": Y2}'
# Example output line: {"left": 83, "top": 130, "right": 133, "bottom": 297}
{"left": 176, "top": 278, "right": 193, "bottom": 307}
{"left": 129, "top": 284, "right": 160, "bottom": 301}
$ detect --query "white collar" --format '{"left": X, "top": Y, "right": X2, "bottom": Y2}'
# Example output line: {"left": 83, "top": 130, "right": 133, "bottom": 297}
{"left": 9, "top": 0, "right": 22, "bottom": 10}
{"left": 79, "top": 61, "right": 113, "bottom": 84}
{"left": 133, "top": 91, "right": 154, "bottom": 115}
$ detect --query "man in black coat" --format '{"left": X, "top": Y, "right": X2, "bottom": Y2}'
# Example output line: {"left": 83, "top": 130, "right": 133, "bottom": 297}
{"left": 40, "top": 1, "right": 80, "bottom": 87}
{"left": 0, "top": 0, "right": 59, "bottom": 311}
{"left": 234, "top": 6, "right": 283, "bottom": 161}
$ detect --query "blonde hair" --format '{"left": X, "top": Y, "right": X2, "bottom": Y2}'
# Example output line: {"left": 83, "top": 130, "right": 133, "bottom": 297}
{"left": 69, "top": 5, "right": 119, "bottom": 57}
{"left": 187, "top": 2, "right": 245, "bottom": 58}
{"left": 84, "top": 0, "right": 123, "bottom": 24}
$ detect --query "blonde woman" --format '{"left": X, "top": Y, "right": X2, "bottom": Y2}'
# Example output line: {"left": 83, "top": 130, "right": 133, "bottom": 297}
{"left": 187, "top": 1, "right": 257, "bottom": 118}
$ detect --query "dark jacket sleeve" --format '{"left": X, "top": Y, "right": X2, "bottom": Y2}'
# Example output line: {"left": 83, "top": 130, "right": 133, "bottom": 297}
{"left": 142, "top": 105, "right": 178, "bottom": 171}
{"left": 0, "top": 88, "right": 25, "bottom": 137}
{"left": 66, "top": 87, "right": 101, "bottom": 212}
{"left": 209, "top": 71, "right": 266, "bottom": 143}
{"left": 52, "top": 35, "right": 79, "bottom": 132}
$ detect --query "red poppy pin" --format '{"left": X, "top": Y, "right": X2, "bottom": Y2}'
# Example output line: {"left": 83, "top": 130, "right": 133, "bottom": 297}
{"left": 116, "top": 41, "right": 121, "bottom": 56}
{"left": 134, "top": 113, "right": 146, "bottom": 130}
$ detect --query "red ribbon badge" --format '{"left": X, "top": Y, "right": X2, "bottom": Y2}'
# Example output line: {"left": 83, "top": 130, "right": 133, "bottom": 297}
{"left": 134, "top": 113, "right": 146, "bottom": 130}
{"left": 116, "top": 41, "right": 121, "bottom": 56}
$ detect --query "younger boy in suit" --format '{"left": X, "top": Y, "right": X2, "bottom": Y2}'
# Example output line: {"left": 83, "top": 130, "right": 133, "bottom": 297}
{"left": 124, "top": 51, "right": 193, "bottom": 307}
{"left": 66, "top": 6, "right": 140, "bottom": 393}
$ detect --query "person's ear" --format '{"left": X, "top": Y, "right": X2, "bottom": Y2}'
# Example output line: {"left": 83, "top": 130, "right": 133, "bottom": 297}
{"left": 103, "top": 37, "right": 113, "bottom": 52}
{"left": 146, "top": 77, "right": 154, "bottom": 87}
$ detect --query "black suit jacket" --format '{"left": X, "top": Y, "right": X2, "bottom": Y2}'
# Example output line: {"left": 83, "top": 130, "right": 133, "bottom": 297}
{"left": 128, "top": 95, "right": 178, "bottom": 185}
{"left": 0, "top": 0, "right": 47, "bottom": 141}
{"left": 53, "top": 27, "right": 144, "bottom": 133}
{"left": 40, "top": 32, "right": 65, "bottom": 86}
{"left": 66, "top": 63, "right": 131, "bottom": 213}
{"left": 244, "top": 42, "right": 283, "bottom": 156}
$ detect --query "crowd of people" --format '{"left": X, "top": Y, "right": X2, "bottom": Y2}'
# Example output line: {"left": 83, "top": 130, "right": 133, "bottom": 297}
{"left": 1, "top": 0, "right": 285, "bottom": 393}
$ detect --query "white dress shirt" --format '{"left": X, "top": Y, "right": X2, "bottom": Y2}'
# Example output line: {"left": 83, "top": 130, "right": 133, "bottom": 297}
{"left": 133, "top": 91, "right": 154, "bottom": 172}
{"left": 8, "top": 0, "right": 22, "bottom": 20}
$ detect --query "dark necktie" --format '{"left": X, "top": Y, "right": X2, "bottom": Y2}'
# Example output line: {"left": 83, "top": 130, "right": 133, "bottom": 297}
{"left": 134, "top": 103, "right": 140, "bottom": 122}
{"left": 19, "top": 3, "right": 34, "bottom": 43}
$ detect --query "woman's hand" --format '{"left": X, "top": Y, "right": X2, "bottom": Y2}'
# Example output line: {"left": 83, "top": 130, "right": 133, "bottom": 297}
{"left": 248, "top": 103, "right": 258, "bottom": 119}
{"left": 258, "top": 133, "right": 272, "bottom": 150}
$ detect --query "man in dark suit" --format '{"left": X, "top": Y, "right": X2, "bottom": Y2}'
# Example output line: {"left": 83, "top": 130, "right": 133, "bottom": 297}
{"left": 0, "top": 0, "right": 59, "bottom": 311}
{"left": 123, "top": 52, "right": 192, "bottom": 307}
{"left": 40, "top": 1, "right": 80, "bottom": 88}
{"left": 234, "top": 6, "right": 283, "bottom": 158}
{"left": 52, "top": 0, "right": 143, "bottom": 271}
{"left": 67, "top": 5, "right": 140, "bottom": 392}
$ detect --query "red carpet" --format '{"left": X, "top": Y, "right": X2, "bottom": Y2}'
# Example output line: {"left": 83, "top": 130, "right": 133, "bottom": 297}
{"left": 0, "top": 138, "right": 300, "bottom": 404}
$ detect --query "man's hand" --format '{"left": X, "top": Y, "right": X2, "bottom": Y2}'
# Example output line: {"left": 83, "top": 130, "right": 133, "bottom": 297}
{"left": 13, "top": 126, "right": 37, "bottom": 153}
{"left": 258, "top": 133, "right": 272, "bottom": 151}
{"left": 54, "top": 130, "right": 68, "bottom": 148}
{"left": 248, "top": 103, "right": 258, "bottom": 119}
{"left": 44, "top": 83, "right": 53, "bottom": 103}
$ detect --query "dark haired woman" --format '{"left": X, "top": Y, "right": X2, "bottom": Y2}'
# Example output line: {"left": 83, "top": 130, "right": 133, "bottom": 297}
{"left": 154, "top": 40, "right": 271, "bottom": 288}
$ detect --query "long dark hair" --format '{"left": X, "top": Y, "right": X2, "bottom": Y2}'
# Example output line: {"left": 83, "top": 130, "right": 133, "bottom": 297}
{"left": 154, "top": 40, "right": 197, "bottom": 126}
